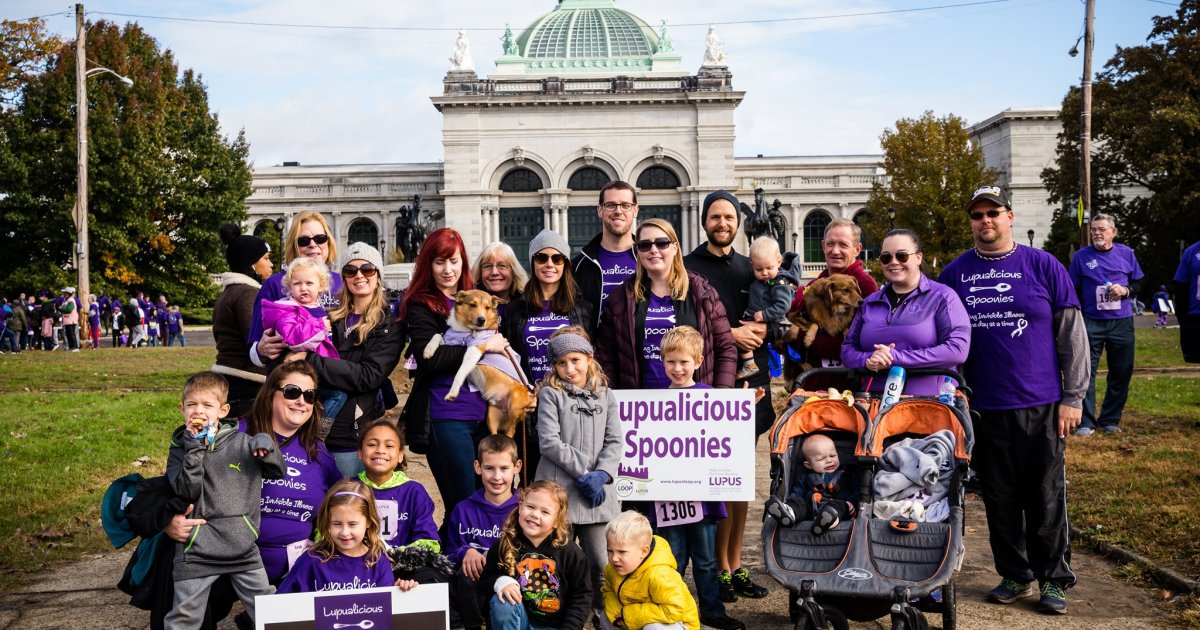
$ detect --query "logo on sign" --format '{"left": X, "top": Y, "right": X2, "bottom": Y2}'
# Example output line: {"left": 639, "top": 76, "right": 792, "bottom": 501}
{"left": 837, "top": 568, "right": 873, "bottom": 581}
{"left": 709, "top": 476, "right": 742, "bottom": 486}
{"left": 616, "top": 478, "right": 636, "bottom": 498}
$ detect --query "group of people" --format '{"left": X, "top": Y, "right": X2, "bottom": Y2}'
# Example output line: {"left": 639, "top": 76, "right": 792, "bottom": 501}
{"left": 116, "top": 179, "right": 1200, "bottom": 630}
{"left": 0, "top": 288, "right": 187, "bottom": 352}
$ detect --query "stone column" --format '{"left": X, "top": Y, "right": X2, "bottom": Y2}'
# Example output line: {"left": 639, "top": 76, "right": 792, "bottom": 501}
{"left": 330, "top": 211, "right": 342, "bottom": 248}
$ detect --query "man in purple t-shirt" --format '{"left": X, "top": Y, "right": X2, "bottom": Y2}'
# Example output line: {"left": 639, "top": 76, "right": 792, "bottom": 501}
{"left": 1174, "top": 239, "right": 1200, "bottom": 363}
{"left": 939, "top": 185, "right": 1089, "bottom": 615}
{"left": 1068, "top": 214, "right": 1144, "bottom": 435}
{"left": 571, "top": 180, "right": 639, "bottom": 329}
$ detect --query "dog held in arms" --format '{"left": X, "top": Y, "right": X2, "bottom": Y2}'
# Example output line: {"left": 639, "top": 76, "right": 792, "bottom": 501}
{"left": 785, "top": 274, "right": 863, "bottom": 374}
{"left": 423, "top": 290, "right": 535, "bottom": 437}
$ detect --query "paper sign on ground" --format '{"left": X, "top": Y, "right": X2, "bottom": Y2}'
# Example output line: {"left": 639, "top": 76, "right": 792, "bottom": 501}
{"left": 256, "top": 583, "right": 448, "bottom": 630}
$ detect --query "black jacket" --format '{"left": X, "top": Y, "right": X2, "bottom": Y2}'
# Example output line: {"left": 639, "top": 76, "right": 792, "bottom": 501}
{"left": 571, "top": 234, "right": 607, "bottom": 330}
{"left": 500, "top": 293, "right": 595, "bottom": 381}
{"left": 684, "top": 244, "right": 772, "bottom": 387}
{"left": 399, "top": 300, "right": 477, "bottom": 452}
{"left": 307, "top": 308, "right": 405, "bottom": 451}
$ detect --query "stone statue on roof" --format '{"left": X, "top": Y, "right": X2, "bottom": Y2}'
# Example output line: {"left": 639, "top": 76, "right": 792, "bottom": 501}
{"left": 702, "top": 25, "right": 727, "bottom": 67}
{"left": 449, "top": 29, "right": 474, "bottom": 72}
{"left": 657, "top": 20, "right": 673, "bottom": 53}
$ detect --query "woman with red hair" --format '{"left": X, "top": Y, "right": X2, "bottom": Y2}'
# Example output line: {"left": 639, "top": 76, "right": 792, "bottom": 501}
{"left": 399, "top": 228, "right": 511, "bottom": 523}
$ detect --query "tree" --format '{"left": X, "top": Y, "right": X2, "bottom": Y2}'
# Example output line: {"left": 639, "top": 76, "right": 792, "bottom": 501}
{"left": 1042, "top": 1, "right": 1200, "bottom": 293}
{"left": 863, "top": 111, "right": 997, "bottom": 273}
{"left": 0, "top": 20, "right": 252, "bottom": 306}
{"left": 0, "top": 17, "right": 62, "bottom": 107}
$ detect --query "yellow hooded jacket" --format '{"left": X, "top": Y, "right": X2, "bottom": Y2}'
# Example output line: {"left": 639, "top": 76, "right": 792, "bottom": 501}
{"left": 601, "top": 535, "right": 700, "bottom": 630}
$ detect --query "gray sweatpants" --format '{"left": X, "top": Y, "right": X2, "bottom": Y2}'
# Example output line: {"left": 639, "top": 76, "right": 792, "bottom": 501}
{"left": 575, "top": 522, "right": 608, "bottom": 608}
{"left": 164, "top": 568, "right": 273, "bottom": 630}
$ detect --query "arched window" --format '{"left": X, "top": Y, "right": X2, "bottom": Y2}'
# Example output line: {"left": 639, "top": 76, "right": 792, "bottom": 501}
{"left": 567, "top": 167, "right": 609, "bottom": 190}
{"left": 636, "top": 166, "right": 680, "bottom": 190}
{"left": 499, "top": 168, "right": 544, "bottom": 193}
{"left": 347, "top": 218, "right": 379, "bottom": 250}
{"left": 803, "top": 210, "right": 832, "bottom": 263}
{"left": 252, "top": 220, "right": 274, "bottom": 238}
{"left": 853, "top": 210, "right": 878, "bottom": 261}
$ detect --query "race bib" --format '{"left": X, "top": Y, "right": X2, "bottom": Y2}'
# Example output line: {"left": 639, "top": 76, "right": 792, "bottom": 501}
{"left": 377, "top": 500, "right": 399, "bottom": 539}
{"left": 1095, "top": 286, "right": 1121, "bottom": 311}
{"left": 286, "top": 539, "right": 312, "bottom": 570}
{"left": 654, "top": 501, "right": 704, "bottom": 527}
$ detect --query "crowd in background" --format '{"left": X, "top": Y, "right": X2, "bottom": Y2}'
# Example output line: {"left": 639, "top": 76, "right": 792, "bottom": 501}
{"left": 0, "top": 288, "right": 188, "bottom": 352}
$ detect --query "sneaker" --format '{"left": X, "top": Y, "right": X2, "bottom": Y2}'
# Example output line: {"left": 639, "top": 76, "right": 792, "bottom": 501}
{"left": 987, "top": 578, "right": 1033, "bottom": 604}
{"left": 765, "top": 497, "right": 797, "bottom": 527}
{"left": 735, "top": 362, "right": 760, "bottom": 379}
{"left": 1074, "top": 427, "right": 1094, "bottom": 437}
{"left": 1100, "top": 425, "right": 1123, "bottom": 433}
{"left": 1038, "top": 582, "right": 1067, "bottom": 614}
{"left": 717, "top": 569, "right": 737, "bottom": 603}
{"left": 731, "top": 567, "right": 768, "bottom": 599}
{"left": 699, "top": 613, "right": 746, "bottom": 630}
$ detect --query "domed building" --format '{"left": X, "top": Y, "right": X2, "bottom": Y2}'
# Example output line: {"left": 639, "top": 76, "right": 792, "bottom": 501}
{"left": 245, "top": 0, "right": 1062, "bottom": 285}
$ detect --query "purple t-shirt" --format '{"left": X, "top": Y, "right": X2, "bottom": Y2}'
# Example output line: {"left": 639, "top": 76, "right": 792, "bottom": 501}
{"left": 641, "top": 294, "right": 675, "bottom": 389}
{"left": 683, "top": 382, "right": 714, "bottom": 389}
{"left": 429, "top": 298, "right": 488, "bottom": 421}
{"left": 1176, "top": 241, "right": 1200, "bottom": 316}
{"left": 277, "top": 550, "right": 394, "bottom": 593}
{"left": 524, "top": 302, "right": 572, "bottom": 382}
{"left": 939, "top": 245, "right": 1079, "bottom": 411}
{"left": 248, "top": 265, "right": 344, "bottom": 344}
{"left": 597, "top": 247, "right": 637, "bottom": 312}
{"left": 88, "top": 303, "right": 100, "bottom": 328}
{"left": 239, "top": 419, "right": 343, "bottom": 581}
{"left": 360, "top": 472, "right": 439, "bottom": 548}
{"left": 1068, "top": 243, "right": 1144, "bottom": 319}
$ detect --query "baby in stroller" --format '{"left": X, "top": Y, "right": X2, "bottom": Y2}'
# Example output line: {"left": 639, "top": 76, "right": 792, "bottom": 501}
{"left": 767, "top": 434, "right": 857, "bottom": 535}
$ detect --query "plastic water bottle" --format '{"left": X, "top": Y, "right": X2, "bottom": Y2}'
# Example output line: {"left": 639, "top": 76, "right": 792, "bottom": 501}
{"left": 882, "top": 366, "right": 906, "bottom": 406}
{"left": 938, "top": 376, "right": 956, "bottom": 404}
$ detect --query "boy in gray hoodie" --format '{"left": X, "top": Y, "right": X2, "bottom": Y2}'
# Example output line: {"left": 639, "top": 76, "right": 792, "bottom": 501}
{"left": 165, "top": 372, "right": 285, "bottom": 630}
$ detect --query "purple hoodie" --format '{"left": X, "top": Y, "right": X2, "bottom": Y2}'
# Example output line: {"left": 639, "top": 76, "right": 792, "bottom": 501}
{"left": 356, "top": 470, "right": 440, "bottom": 549}
{"left": 444, "top": 488, "right": 519, "bottom": 565}
{"left": 841, "top": 274, "right": 971, "bottom": 396}
{"left": 248, "top": 266, "right": 343, "bottom": 344}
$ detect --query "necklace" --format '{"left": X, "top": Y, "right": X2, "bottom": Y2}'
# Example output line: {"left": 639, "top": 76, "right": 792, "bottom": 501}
{"left": 974, "top": 243, "right": 1018, "bottom": 261}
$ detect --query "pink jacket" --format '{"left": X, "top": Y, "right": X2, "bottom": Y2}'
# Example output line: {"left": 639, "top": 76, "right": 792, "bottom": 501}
{"left": 260, "top": 299, "right": 339, "bottom": 358}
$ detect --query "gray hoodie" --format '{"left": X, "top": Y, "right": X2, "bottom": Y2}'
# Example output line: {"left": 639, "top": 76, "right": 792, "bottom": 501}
{"left": 172, "top": 423, "right": 285, "bottom": 581}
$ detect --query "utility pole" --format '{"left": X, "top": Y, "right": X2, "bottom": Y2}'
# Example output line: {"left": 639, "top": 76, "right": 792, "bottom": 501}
{"left": 75, "top": 3, "right": 90, "bottom": 303}
{"left": 1078, "top": 0, "right": 1095, "bottom": 249}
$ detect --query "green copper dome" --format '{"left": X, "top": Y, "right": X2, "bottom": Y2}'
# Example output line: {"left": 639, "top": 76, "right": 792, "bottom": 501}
{"left": 512, "top": 0, "right": 662, "bottom": 72}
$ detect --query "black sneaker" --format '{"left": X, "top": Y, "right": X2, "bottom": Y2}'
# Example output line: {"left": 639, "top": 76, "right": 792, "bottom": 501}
{"left": 986, "top": 578, "right": 1033, "bottom": 604}
{"left": 699, "top": 613, "right": 747, "bottom": 630}
{"left": 1038, "top": 582, "right": 1068, "bottom": 614}
{"left": 731, "top": 567, "right": 769, "bottom": 598}
{"left": 717, "top": 569, "right": 737, "bottom": 603}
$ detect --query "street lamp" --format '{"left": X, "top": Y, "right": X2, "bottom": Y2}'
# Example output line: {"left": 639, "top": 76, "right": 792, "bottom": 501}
{"left": 791, "top": 231, "right": 798, "bottom": 253}
{"left": 1027, "top": 229, "right": 1035, "bottom": 248}
{"left": 887, "top": 206, "right": 896, "bottom": 230}
{"left": 75, "top": 3, "right": 133, "bottom": 304}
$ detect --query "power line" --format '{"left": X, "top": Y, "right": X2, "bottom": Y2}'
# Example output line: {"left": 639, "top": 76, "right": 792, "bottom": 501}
{"left": 6, "top": 10, "right": 74, "bottom": 23}
{"left": 90, "top": 0, "right": 1017, "bottom": 33}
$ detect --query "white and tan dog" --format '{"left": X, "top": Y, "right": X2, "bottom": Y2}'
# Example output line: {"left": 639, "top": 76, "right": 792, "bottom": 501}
{"left": 423, "top": 289, "right": 535, "bottom": 437}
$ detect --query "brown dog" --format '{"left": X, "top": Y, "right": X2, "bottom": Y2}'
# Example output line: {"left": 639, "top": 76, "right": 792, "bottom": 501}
{"left": 422, "top": 289, "right": 535, "bottom": 437}
{"left": 789, "top": 274, "right": 864, "bottom": 349}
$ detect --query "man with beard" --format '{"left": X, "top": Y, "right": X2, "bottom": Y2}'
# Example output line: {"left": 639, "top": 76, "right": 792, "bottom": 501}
{"left": 572, "top": 180, "right": 640, "bottom": 329}
{"left": 1068, "top": 214, "right": 1143, "bottom": 435}
{"left": 683, "top": 189, "right": 772, "bottom": 604}
{"left": 939, "top": 185, "right": 1088, "bottom": 615}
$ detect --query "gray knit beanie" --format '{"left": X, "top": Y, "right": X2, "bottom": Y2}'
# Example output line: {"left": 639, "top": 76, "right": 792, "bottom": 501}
{"left": 548, "top": 333, "right": 594, "bottom": 362}
{"left": 341, "top": 241, "right": 385, "bottom": 271}
{"left": 528, "top": 229, "right": 570, "bottom": 263}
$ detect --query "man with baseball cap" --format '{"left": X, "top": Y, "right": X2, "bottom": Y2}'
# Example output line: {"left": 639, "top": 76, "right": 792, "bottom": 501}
{"left": 938, "top": 185, "right": 1089, "bottom": 614}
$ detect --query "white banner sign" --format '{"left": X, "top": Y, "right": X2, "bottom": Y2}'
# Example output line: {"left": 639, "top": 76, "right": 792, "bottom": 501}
{"left": 256, "top": 583, "right": 448, "bottom": 630}
{"left": 613, "top": 388, "right": 756, "bottom": 501}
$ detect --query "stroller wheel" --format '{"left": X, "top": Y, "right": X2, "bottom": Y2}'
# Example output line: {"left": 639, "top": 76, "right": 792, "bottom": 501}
{"left": 941, "top": 580, "right": 957, "bottom": 630}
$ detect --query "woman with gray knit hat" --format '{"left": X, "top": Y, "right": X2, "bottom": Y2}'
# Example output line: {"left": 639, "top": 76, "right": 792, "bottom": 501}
{"left": 500, "top": 228, "right": 595, "bottom": 483}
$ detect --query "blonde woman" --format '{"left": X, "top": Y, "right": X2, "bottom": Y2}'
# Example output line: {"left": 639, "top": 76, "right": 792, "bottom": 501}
{"left": 472, "top": 241, "right": 529, "bottom": 314}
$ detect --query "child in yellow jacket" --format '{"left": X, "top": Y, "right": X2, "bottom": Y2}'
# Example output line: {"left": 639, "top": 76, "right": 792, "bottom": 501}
{"left": 600, "top": 511, "right": 700, "bottom": 630}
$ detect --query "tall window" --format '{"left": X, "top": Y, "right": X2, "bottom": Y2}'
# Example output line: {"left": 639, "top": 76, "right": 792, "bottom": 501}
{"left": 499, "top": 168, "right": 544, "bottom": 193}
{"left": 636, "top": 166, "right": 680, "bottom": 190}
{"left": 567, "top": 167, "right": 609, "bottom": 190}
{"left": 803, "top": 210, "right": 832, "bottom": 263}
{"left": 854, "top": 210, "right": 878, "bottom": 261}
{"left": 347, "top": 218, "right": 378, "bottom": 250}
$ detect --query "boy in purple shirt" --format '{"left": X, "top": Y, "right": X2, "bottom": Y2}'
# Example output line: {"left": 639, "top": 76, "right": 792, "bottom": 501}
{"left": 446, "top": 434, "right": 521, "bottom": 630}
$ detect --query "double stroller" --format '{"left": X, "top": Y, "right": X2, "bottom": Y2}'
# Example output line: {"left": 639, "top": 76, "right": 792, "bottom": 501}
{"left": 762, "top": 368, "right": 975, "bottom": 630}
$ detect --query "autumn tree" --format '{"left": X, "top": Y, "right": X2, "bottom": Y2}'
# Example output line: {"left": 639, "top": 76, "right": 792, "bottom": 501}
{"left": 0, "top": 20, "right": 252, "bottom": 305}
{"left": 0, "top": 17, "right": 62, "bottom": 107}
{"left": 1042, "top": 1, "right": 1200, "bottom": 291}
{"left": 863, "top": 111, "right": 997, "bottom": 272}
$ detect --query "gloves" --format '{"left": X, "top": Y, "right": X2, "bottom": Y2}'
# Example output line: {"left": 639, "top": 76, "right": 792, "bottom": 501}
{"left": 575, "top": 471, "right": 610, "bottom": 509}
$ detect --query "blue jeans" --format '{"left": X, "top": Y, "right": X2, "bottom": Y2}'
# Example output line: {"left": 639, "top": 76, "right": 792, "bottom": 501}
{"left": 429, "top": 419, "right": 483, "bottom": 531}
{"left": 658, "top": 519, "right": 724, "bottom": 618}
{"left": 168, "top": 331, "right": 186, "bottom": 347}
{"left": 320, "top": 387, "right": 347, "bottom": 420}
{"left": 489, "top": 595, "right": 554, "bottom": 630}
{"left": 1082, "top": 316, "right": 1135, "bottom": 429}
{"left": 330, "top": 449, "right": 363, "bottom": 479}
{"left": 0, "top": 328, "right": 17, "bottom": 352}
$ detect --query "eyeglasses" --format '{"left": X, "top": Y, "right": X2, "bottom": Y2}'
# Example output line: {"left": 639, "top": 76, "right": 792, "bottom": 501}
{"left": 341, "top": 263, "right": 378, "bottom": 278}
{"left": 531, "top": 252, "right": 566, "bottom": 266}
{"left": 969, "top": 209, "right": 1006, "bottom": 221}
{"left": 481, "top": 263, "right": 511, "bottom": 273}
{"left": 296, "top": 234, "right": 329, "bottom": 247}
{"left": 275, "top": 384, "right": 317, "bottom": 404}
{"left": 879, "top": 251, "right": 919, "bottom": 265}
{"left": 601, "top": 201, "right": 636, "bottom": 213}
{"left": 636, "top": 238, "right": 674, "bottom": 252}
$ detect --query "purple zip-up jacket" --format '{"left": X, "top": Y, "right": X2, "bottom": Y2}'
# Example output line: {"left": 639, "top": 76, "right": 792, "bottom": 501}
{"left": 841, "top": 275, "right": 971, "bottom": 396}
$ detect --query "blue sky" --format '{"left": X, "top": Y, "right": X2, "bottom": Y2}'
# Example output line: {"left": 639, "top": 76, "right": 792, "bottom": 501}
{"left": 3, "top": 0, "right": 1177, "bottom": 167}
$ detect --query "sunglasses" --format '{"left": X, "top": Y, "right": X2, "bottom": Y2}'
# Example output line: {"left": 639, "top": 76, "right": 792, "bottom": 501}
{"left": 879, "top": 251, "right": 918, "bottom": 265}
{"left": 275, "top": 384, "right": 317, "bottom": 404}
{"left": 341, "top": 263, "right": 378, "bottom": 278}
{"left": 636, "top": 238, "right": 674, "bottom": 252}
{"left": 531, "top": 252, "right": 566, "bottom": 265}
{"left": 969, "top": 209, "right": 1006, "bottom": 221}
{"left": 296, "top": 234, "right": 330, "bottom": 247}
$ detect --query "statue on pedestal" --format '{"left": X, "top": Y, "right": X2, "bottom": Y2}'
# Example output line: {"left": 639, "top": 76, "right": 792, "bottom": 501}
{"left": 449, "top": 29, "right": 474, "bottom": 72}
{"left": 741, "top": 188, "right": 789, "bottom": 250}
{"left": 702, "top": 25, "right": 727, "bottom": 66}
